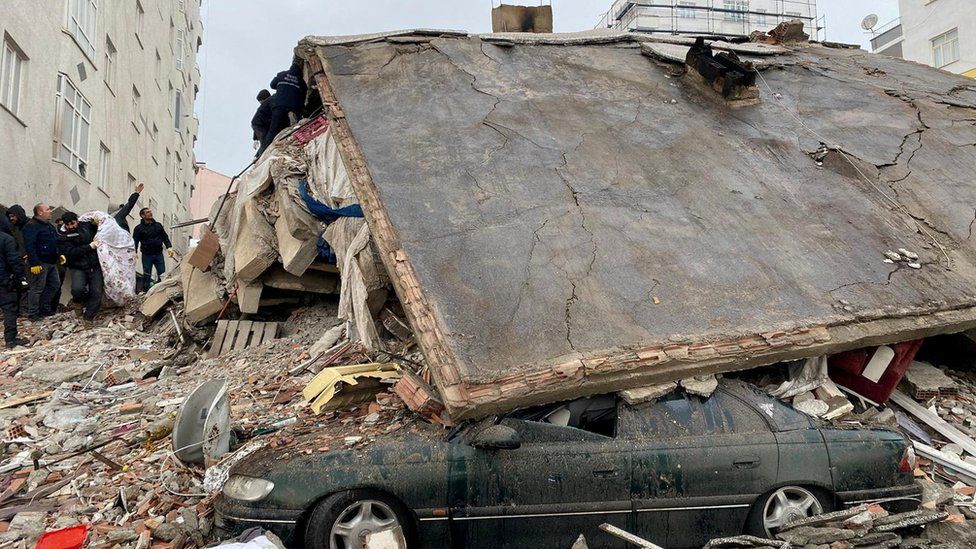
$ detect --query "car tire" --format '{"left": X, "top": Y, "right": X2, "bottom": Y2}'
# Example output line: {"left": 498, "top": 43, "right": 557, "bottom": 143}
{"left": 304, "top": 489, "right": 417, "bottom": 549}
{"left": 745, "top": 485, "right": 833, "bottom": 539}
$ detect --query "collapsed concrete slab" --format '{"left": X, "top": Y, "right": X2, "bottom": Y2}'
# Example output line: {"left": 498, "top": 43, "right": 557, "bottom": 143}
{"left": 298, "top": 30, "right": 976, "bottom": 419}
{"left": 181, "top": 260, "right": 224, "bottom": 323}
{"left": 234, "top": 199, "right": 277, "bottom": 283}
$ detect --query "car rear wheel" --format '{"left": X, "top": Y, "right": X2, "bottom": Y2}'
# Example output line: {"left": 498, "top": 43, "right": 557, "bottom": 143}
{"left": 747, "top": 485, "right": 830, "bottom": 538}
{"left": 304, "top": 490, "right": 415, "bottom": 549}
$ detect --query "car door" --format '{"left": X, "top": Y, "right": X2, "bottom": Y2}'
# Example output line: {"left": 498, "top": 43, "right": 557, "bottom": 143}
{"left": 625, "top": 389, "right": 779, "bottom": 549}
{"left": 451, "top": 401, "right": 632, "bottom": 548}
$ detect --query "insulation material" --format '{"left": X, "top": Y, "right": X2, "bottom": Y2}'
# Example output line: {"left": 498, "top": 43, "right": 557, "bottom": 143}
{"left": 305, "top": 130, "right": 356, "bottom": 207}
{"left": 328, "top": 219, "right": 383, "bottom": 350}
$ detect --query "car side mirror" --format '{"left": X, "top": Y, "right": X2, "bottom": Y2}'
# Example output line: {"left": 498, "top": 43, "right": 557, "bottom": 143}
{"left": 470, "top": 424, "right": 522, "bottom": 450}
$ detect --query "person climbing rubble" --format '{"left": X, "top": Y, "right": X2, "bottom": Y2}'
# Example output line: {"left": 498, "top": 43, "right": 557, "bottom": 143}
{"left": 57, "top": 211, "right": 104, "bottom": 324}
{"left": 132, "top": 207, "right": 174, "bottom": 293}
{"left": 257, "top": 63, "right": 307, "bottom": 156}
{"left": 79, "top": 211, "right": 137, "bottom": 305}
{"left": 251, "top": 89, "right": 273, "bottom": 152}
{"left": 0, "top": 216, "right": 27, "bottom": 348}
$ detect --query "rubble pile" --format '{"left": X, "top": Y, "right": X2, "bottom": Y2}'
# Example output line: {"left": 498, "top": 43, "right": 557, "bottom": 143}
{"left": 0, "top": 300, "right": 426, "bottom": 548}
{"left": 705, "top": 506, "right": 957, "bottom": 549}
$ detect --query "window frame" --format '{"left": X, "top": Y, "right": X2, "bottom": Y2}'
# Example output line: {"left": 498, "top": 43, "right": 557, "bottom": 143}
{"left": 931, "top": 28, "right": 960, "bottom": 68}
{"left": 97, "top": 143, "right": 111, "bottom": 193}
{"left": 103, "top": 36, "right": 116, "bottom": 92}
{"left": 723, "top": 0, "right": 749, "bottom": 22}
{"left": 54, "top": 73, "right": 92, "bottom": 178}
{"left": 1, "top": 36, "right": 27, "bottom": 118}
{"left": 66, "top": 0, "right": 98, "bottom": 60}
{"left": 676, "top": 1, "right": 697, "bottom": 19}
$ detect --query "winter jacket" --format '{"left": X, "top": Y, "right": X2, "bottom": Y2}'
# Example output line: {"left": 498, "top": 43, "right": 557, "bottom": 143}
{"left": 6, "top": 204, "right": 27, "bottom": 257}
{"left": 22, "top": 218, "right": 59, "bottom": 266}
{"left": 113, "top": 192, "right": 140, "bottom": 232}
{"left": 133, "top": 220, "right": 172, "bottom": 255}
{"left": 251, "top": 99, "right": 272, "bottom": 140}
{"left": 270, "top": 66, "right": 307, "bottom": 111}
{"left": 58, "top": 222, "right": 100, "bottom": 272}
{"left": 0, "top": 231, "right": 24, "bottom": 285}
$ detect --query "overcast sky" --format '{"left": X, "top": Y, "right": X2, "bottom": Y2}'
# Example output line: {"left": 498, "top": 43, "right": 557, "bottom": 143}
{"left": 194, "top": 0, "right": 900, "bottom": 176}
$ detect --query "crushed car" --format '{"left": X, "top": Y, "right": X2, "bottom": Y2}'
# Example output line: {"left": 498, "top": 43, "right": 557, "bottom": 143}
{"left": 214, "top": 379, "right": 920, "bottom": 549}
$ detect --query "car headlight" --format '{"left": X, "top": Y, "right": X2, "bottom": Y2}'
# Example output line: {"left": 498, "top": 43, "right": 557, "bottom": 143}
{"left": 223, "top": 475, "right": 275, "bottom": 502}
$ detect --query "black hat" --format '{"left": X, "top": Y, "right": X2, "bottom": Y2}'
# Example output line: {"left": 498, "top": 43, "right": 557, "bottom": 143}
{"left": 257, "top": 89, "right": 271, "bottom": 101}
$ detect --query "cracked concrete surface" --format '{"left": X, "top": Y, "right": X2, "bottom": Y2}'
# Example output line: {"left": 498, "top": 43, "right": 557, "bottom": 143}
{"left": 306, "top": 34, "right": 976, "bottom": 416}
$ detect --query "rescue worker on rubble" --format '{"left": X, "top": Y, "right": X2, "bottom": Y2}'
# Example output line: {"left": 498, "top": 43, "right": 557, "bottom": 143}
{"left": 5, "top": 205, "right": 29, "bottom": 317}
{"left": 258, "top": 63, "right": 307, "bottom": 156}
{"left": 0, "top": 218, "right": 27, "bottom": 348}
{"left": 21, "top": 203, "right": 63, "bottom": 320}
{"left": 132, "top": 207, "right": 173, "bottom": 292}
{"left": 58, "top": 212, "right": 104, "bottom": 324}
{"left": 251, "top": 89, "right": 273, "bottom": 153}
{"left": 111, "top": 182, "right": 144, "bottom": 233}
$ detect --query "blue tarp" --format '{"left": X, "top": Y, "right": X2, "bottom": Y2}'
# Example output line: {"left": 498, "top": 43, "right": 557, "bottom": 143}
{"left": 298, "top": 179, "right": 364, "bottom": 264}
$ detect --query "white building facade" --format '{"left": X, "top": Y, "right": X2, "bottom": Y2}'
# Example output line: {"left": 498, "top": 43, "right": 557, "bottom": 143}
{"left": 600, "top": 0, "right": 820, "bottom": 38}
{"left": 0, "top": 0, "right": 203, "bottom": 250}
{"left": 870, "top": 0, "right": 976, "bottom": 78}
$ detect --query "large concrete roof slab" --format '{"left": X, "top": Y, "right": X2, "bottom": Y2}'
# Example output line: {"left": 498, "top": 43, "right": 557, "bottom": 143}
{"left": 300, "top": 33, "right": 976, "bottom": 418}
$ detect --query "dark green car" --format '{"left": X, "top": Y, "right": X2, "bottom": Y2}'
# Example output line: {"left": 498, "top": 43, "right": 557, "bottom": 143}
{"left": 214, "top": 379, "right": 921, "bottom": 549}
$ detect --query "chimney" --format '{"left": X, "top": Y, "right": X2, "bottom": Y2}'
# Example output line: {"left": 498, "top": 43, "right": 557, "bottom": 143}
{"left": 491, "top": 3, "right": 553, "bottom": 33}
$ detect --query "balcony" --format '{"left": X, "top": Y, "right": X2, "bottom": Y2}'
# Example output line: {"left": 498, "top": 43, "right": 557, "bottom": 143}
{"left": 870, "top": 18, "right": 903, "bottom": 56}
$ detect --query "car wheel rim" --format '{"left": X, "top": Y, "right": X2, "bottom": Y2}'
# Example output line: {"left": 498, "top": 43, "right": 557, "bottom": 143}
{"left": 762, "top": 486, "right": 823, "bottom": 536}
{"left": 330, "top": 499, "right": 401, "bottom": 549}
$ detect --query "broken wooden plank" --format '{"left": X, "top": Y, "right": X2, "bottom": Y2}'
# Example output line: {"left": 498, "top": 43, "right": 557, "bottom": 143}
{"left": 261, "top": 322, "right": 279, "bottom": 345}
{"left": 208, "top": 320, "right": 230, "bottom": 359}
{"left": 890, "top": 390, "right": 976, "bottom": 457}
{"left": 0, "top": 390, "right": 53, "bottom": 410}
{"left": 598, "top": 523, "right": 664, "bottom": 549}
{"left": 234, "top": 320, "right": 254, "bottom": 351}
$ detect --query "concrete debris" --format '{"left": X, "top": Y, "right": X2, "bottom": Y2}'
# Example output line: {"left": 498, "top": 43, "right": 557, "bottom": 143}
{"left": 681, "top": 374, "right": 719, "bottom": 397}
{"left": 903, "top": 361, "right": 959, "bottom": 399}
{"left": 619, "top": 382, "right": 679, "bottom": 405}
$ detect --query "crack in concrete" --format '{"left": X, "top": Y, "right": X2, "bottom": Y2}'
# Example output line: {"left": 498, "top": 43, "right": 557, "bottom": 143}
{"left": 968, "top": 209, "right": 976, "bottom": 240}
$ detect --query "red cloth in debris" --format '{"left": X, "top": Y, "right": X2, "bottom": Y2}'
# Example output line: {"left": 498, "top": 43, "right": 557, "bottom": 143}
{"left": 35, "top": 525, "right": 87, "bottom": 549}
{"left": 828, "top": 339, "right": 923, "bottom": 404}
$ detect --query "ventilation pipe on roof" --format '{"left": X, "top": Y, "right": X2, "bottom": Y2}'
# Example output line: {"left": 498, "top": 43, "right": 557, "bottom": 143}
{"left": 684, "top": 37, "right": 760, "bottom": 107}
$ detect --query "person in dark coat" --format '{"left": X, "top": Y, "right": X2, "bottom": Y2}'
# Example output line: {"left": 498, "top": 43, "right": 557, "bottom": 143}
{"left": 133, "top": 207, "right": 173, "bottom": 292}
{"left": 21, "top": 203, "right": 62, "bottom": 320}
{"left": 58, "top": 212, "right": 103, "bottom": 322}
{"left": 6, "top": 204, "right": 27, "bottom": 258}
{"left": 258, "top": 63, "right": 307, "bottom": 156}
{"left": 112, "top": 182, "right": 144, "bottom": 232}
{"left": 251, "top": 89, "right": 272, "bottom": 151}
{"left": 0, "top": 219, "right": 27, "bottom": 348}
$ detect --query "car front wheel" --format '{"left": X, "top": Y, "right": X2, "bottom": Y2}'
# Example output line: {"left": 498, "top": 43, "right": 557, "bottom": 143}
{"left": 747, "top": 485, "right": 830, "bottom": 538}
{"left": 304, "top": 490, "right": 415, "bottom": 549}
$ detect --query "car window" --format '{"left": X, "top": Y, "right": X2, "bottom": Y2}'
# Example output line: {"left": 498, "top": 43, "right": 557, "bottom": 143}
{"left": 722, "top": 381, "right": 813, "bottom": 431}
{"left": 499, "top": 417, "right": 610, "bottom": 443}
{"left": 619, "top": 391, "right": 703, "bottom": 439}
{"left": 701, "top": 391, "right": 771, "bottom": 434}
{"left": 506, "top": 395, "right": 618, "bottom": 438}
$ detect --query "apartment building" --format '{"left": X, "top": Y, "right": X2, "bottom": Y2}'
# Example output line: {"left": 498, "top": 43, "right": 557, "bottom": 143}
{"left": 599, "top": 0, "right": 820, "bottom": 38}
{"left": 871, "top": 0, "right": 976, "bottom": 78}
{"left": 0, "top": 0, "right": 203, "bottom": 251}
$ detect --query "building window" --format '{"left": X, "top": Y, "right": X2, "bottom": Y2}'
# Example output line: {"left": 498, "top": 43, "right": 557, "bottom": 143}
{"left": 174, "top": 29, "right": 185, "bottom": 71}
{"left": 103, "top": 36, "right": 116, "bottom": 91}
{"left": 66, "top": 0, "right": 97, "bottom": 59}
{"left": 132, "top": 85, "right": 141, "bottom": 131}
{"left": 1, "top": 36, "right": 26, "bottom": 117}
{"left": 165, "top": 149, "right": 172, "bottom": 182}
{"left": 786, "top": 11, "right": 802, "bottom": 19}
{"left": 178, "top": 0, "right": 186, "bottom": 12}
{"left": 97, "top": 143, "right": 110, "bottom": 192}
{"left": 135, "top": 0, "right": 145, "bottom": 47}
{"left": 155, "top": 50, "right": 163, "bottom": 86}
{"left": 755, "top": 9, "right": 767, "bottom": 25}
{"left": 676, "top": 1, "right": 697, "bottom": 19}
{"left": 723, "top": 0, "right": 749, "bottom": 22}
{"left": 174, "top": 90, "right": 183, "bottom": 129}
{"left": 932, "top": 28, "right": 960, "bottom": 67}
{"left": 152, "top": 124, "right": 159, "bottom": 162}
{"left": 174, "top": 151, "right": 182, "bottom": 186}
{"left": 55, "top": 74, "right": 92, "bottom": 177}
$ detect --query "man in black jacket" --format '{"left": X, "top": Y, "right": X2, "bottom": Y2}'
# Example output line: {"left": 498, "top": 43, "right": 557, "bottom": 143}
{"left": 258, "top": 63, "right": 307, "bottom": 156}
{"left": 5, "top": 204, "right": 27, "bottom": 257}
{"left": 58, "top": 212, "right": 103, "bottom": 322}
{"left": 251, "top": 89, "right": 272, "bottom": 151}
{"left": 21, "top": 203, "right": 62, "bottom": 320}
{"left": 112, "top": 182, "right": 144, "bottom": 233}
{"left": 0, "top": 220, "right": 27, "bottom": 348}
{"left": 133, "top": 207, "right": 173, "bottom": 292}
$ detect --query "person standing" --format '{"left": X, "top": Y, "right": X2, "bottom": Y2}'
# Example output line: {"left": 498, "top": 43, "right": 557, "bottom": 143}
{"left": 5, "top": 204, "right": 27, "bottom": 258}
{"left": 112, "top": 182, "right": 144, "bottom": 233}
{"left": 21, "top": 203, "right": 62, "bottom": 320}
{"left": 58, "top": 212, "right": 103, "bottom": 323}
{"left": 132, "top": 207, "right": 173, "bottom": 292}
{"left": 0, "top": 219, "right": 27, "bottom": 348}
{"left": 251, "top": 89, "right": 272, "bottom": 152}
{"left": 258, "top": 63, "right": 307, "bottom": 156}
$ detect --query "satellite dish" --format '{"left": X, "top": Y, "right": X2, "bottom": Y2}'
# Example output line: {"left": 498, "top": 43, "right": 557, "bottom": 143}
{"left": 861, "top": 14, "right": 879, "bottom": 31}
